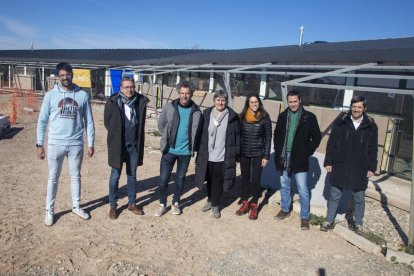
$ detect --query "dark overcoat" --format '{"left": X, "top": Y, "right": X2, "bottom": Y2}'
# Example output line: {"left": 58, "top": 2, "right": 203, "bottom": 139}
{"left": 324, "top": 113, "right": 378, "bottom": 190}
{"left": 195, "top": 107, "right": 240, "bottom": 191}
{"left": 273, "top": 107, "right": 321, "bottom": 173}
{"left": 104, "top": 93, "right": 149, "bottom": 169}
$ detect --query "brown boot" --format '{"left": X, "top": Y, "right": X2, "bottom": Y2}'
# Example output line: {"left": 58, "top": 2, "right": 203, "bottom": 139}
{"left": 301, "top": 219, "right": 310, "bottom": 230}
{"left": 109, "top": 207, "right": 118, "bottom": 220}
{"left": 128, "top": 204, "right": 144, "bottom": 215}
{"left": 249, "top": 203, "right": 258, "bottom": 220}
{"left": 235, "top": 200, "right": 250, "bottom": 216}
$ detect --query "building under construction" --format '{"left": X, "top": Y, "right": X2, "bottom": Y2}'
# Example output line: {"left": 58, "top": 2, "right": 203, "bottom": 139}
{"left": 0, "top": 36, "right": 413, "bottom": 180}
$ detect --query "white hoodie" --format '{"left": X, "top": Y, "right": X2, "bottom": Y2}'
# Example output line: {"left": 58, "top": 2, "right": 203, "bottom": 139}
{"left": 37, "top": 84, "right": 95, "bottom": 147}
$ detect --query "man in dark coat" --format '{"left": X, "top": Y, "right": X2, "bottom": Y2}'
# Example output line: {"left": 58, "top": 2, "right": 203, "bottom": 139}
{"left": 273, "top": 90, "right": 321, "bottom": 230}
{"left": 104, "top": 76, "right": 149, "bottom": 220}
{"left": 320, "top": 96, "right": 378, "bottom": 235}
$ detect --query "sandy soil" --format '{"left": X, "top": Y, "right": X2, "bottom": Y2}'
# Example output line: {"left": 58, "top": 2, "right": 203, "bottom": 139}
{"left": 0, "top": 93, "right": 411, "bottom": 275}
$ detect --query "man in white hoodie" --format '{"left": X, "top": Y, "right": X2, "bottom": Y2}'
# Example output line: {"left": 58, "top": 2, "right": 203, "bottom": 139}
{"left": 36, "top": 62, "right": 95, "bottom": 226}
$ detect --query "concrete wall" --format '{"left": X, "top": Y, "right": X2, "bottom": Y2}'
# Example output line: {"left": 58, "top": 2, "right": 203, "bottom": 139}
{"left": 13, "top": 74, "right": 34, "bottom": 90}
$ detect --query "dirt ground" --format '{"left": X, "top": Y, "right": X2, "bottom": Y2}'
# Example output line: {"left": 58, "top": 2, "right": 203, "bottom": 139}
{"left": 0, "top": 93, "right": 411, "bottom": 275}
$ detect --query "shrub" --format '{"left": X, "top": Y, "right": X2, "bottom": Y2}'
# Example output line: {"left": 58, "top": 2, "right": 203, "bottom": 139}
{"left": 309, "top": 214, "right": 326, "bottom": 226}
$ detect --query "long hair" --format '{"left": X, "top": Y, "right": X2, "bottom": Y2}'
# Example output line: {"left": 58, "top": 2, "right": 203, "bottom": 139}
{"left": 239, "top": 92, "right": 268, "bottom": 121}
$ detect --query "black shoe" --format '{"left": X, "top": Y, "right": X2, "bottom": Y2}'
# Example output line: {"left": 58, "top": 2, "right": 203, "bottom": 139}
{"left": 274, "top": 210, "right": 291, "bottom": 221}
{"left": 345, "top": 211, "right": 356, "bottom": 231}
{"left": 355, "top": 225, "right": 364, "bottom": 236}
{"left": 320, "top": 222, "right": 332, "bottom": 232}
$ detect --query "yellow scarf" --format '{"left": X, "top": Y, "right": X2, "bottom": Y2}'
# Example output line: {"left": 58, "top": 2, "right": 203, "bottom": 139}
{"left": 245, "top": 108, "right": 261, "bottom": 123}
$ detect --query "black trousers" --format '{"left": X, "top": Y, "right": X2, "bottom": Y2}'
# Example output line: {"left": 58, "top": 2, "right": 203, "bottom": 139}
{"left": 206, "top": 161, "right": 225, "bottom": 207}
{"left": 240, "top": 156, "right": 263, "bottom": 204}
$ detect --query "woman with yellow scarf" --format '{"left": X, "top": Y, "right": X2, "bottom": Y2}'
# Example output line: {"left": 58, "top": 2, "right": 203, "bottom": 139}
{"left": 236, "top": 93, "right": 272, "bottom": 220}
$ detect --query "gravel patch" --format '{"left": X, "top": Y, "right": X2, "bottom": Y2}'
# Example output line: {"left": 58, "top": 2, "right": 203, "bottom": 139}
{"left": 207, "top": 242, "right": 411, "bottom": 275}
{"left": 338, "top": 197, "right": 410, "bottom": 249}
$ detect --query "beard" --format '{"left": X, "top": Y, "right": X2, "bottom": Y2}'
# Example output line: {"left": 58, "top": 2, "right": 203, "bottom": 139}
{"left": 60, "top": 79, "right": 72, "bottom": 89}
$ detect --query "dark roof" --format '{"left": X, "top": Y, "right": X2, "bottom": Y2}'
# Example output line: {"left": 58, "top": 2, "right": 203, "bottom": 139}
{"left": 0, "top": 49, "right": 214, "bottom": 66}
{"left": 130, "top": 37, "right": 414, "bottom": 66}
{"left": 0, "top": 37, "right": 413, "bottom": 66}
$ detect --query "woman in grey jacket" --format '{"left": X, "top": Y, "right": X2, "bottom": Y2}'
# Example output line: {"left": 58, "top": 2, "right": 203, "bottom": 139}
{"left": 195, "top": 90, "right": 240, "bottom": 219}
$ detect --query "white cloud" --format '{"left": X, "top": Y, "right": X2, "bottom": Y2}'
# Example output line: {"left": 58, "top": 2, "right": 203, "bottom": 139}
{"left": 0, "top": 16, "right": 36, "bottom": 37}
{"left": 48, "top": 30, "right": 169, "bottom": 49}
{"left": 0, "top": 22, "right": 168, "bottom": 50}
{"left": 0, "top": 35, "right": 33, "bottom": 50}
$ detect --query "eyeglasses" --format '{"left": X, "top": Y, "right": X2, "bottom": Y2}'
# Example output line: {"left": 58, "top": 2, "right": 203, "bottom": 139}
{"left": 122, "top": 86, "right": 135, "bottom": 90}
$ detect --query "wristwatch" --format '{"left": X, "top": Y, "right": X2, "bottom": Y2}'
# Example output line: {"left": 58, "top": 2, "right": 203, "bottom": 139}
{"left": 36, "top": 144, "right": 43, "bottom": 148}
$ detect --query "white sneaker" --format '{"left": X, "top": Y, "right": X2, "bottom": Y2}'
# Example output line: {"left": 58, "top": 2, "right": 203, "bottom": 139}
{"left": 72, "top": 207, "right": 90, "bottom": 220}
{"left": 45, "top": 210, "right": 54, "bottom": 226}
{"left": 171, "top": 203, "right": 181, "bottom": 215}
{"left": 154, "top": 204, "right": 167, "bottom": 217}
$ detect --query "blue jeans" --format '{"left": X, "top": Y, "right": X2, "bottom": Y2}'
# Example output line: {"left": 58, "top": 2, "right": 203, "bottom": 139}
{"left": 159, "top": 152, "right": 191, "bottom": 205}
{"left": 108, "top": 145, "right": 138, "bottom": 208}
{"left": 280, "top": 170, "right": 310, "bottom": 220}
{"left": 46, "top": 144, "right": 84, "bottom": 212}
{"left": 326, "top": 185, "right": 365, "bottom": 226}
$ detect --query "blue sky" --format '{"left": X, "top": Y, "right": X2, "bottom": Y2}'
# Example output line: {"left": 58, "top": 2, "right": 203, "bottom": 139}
{"left": 0, "top": 0, "right": 413, "bottom": 50}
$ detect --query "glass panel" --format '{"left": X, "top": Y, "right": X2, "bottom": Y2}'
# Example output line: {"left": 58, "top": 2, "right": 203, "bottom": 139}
{"left": 179, "top": 71, "right": 190, "bottom": 81}
{"left": 390, "top": 95, "right": 412, "bottom": 179}
{"left": 357, "top": 76, "right": 400, "bottom": 88}
{"left": 91, "top": 68, "right": 106, "bottom": 98}
{"left": 355, "top": 78, "right": 400, "bottom": 114}
{"left": 266, "top": 74, "right": 292, "bottom": 101}
{"left": 240, "top": 74, "right": 260, "bottom": 96}
{"left": 286, "top": 75, "right": 345, "bottom": 107}
{"left": 213, "top": 73, "right": 245, "bottom": 96}
{"left": 391, "top": 80, "right": 414, "bottom": 178}
{"left": 228, "top": 73, "right": 243, "bottom": 96}
{"left": 188, "top": 72, "right": 210, "bottom": 91}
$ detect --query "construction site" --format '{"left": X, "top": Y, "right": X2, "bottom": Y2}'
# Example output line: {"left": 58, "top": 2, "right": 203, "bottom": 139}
{"left": 0, "top": 37, "right": 414, "bottom": 274}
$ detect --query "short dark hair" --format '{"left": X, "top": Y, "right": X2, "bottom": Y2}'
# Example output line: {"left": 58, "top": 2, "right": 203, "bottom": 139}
{"left": 56, "top": 62, "right": 73, "bottom": 75}
{"left": 213, "top": 90, "right": 228, "bottom": 102}
{"left": 176, "top": 80, "right": 196, "bottom": 93}
{"left": 120, "top": 76, "right": 135, "bottom": 87}
{"left": 287, "top": 90, "right": 301, "bottom": 100}
{"left": 350, "top": 95, "right": 367, "bottom": 108}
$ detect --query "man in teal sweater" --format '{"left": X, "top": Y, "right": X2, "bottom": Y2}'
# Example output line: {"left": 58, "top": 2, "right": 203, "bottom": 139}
{"left": 155, "top": 81, "right": 203, "bottom": 217}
